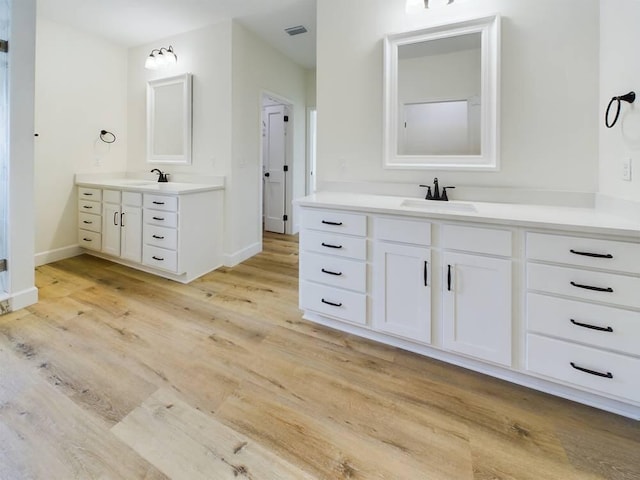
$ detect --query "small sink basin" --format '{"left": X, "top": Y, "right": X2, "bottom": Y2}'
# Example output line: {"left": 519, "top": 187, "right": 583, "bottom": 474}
{"left": 401, "top": 199, "right": 477, "bottom": 213}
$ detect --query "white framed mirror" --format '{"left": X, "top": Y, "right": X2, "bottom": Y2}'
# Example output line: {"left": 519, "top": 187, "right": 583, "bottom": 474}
{"left": 383, "top": 15, "right": 500, "bottom": 170}
{"left": 147, "top": 73, "right": 192, "bottom": 164}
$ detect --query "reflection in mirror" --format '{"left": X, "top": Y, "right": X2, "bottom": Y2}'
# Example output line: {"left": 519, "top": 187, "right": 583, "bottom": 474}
{"left": 398, "top": 33, "right": 481, "bottom": 155}
{"left": 384, "top": 15, "right": 500, "bottom": 170}
{"left": 147, "top": 73, "right": 192, "bottom": 164}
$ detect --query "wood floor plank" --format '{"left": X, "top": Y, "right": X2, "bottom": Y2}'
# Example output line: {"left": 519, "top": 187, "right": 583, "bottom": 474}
{"left": 112, "top": 388, "right": 315, "bottom": 480}
{"left": 0, "top": 346, "right": 168, "bottom": 480}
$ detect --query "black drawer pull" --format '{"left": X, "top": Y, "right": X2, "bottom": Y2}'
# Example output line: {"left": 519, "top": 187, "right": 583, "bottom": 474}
{"left": 570, "top": 249, "right": 613, "bottom": 259}
{"left": 83, "top": 238, "right": 92, "bottom": 242}
{"left": 570, "top": 362, "right": 613, "bottom": 379}
{"left": 570, "top": 281, "right": 613, "bottom": 293}
{"left": 152, "top": 216, "right": 165, "bottom": 221}
{"left": 152, "top": 256, "right": 164, "bottom": 261}
{"left": 447, "top": 264, "right": 452, "bottom": 291}
{"left": 423, "top": 261, "right": 428, "bottom": 287}
{"left": 321, "top": 242, "right": 342, "bottom": 249}
{"left": 83, "top": 220, "right": 92, "bottom": 224}
{"left": 83, "top": 205, "right": 93, "bottom": 209}
{"left": 82, "top": 192, "right": 93, "bottom": 196}
{"left": 113, "top": 212, "right": 118, "bottom": 226}
{"left": 152, "top": 201, "right": 165, "bottom": 205}
{"left": 321, "top": 220, "right": 343, "bottom": 226}
{"left": 321, "top": 298, "right": 342, "bottom": 307}
{"left": 321, "top": 268, "right": 342, "bottom": 276}
{"left": 152, "top": 235, "right": 165, "bottom": 240}
{"left": 570, "top": 319, "right": 613, "bottom": 333}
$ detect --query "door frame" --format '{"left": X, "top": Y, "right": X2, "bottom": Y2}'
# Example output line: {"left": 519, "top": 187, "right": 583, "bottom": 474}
{"left": 259, "top": 90, "right": 295, "bottom": 235}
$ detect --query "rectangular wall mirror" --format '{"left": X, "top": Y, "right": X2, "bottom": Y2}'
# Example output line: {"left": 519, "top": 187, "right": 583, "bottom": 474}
{"left": 147, "top": 73, "right": 192, "bottom": 164}
{"left": 383, "top": 15, "right": 500, "bottom": 170}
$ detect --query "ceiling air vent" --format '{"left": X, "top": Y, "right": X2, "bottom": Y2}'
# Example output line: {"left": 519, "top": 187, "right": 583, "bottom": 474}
{"left": 285, "top": 25, "right": 308, "bottom": 36}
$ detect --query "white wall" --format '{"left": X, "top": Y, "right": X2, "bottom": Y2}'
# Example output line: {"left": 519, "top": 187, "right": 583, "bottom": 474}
{"left": 34, "top": 18, "right": 128, "bottom": 263}
{"left": 316, "top": 0, "right": 600, "bottom": 196}
{"left": 231, "top": 22, "right": 307, "bottom": 249}
{"left": 7, "top": 0, "right": 37, "bottom": 309}
{"left": 599, "top": 0, "right": 640, "bottom": 203}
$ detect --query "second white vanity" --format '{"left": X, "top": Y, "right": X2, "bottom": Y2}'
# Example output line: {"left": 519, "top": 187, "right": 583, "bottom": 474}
{"left": 297, "top": 192, "right": 640, "bottom": 419}
{"left": 76, "top": 175, "right": 224, "bottom": 283}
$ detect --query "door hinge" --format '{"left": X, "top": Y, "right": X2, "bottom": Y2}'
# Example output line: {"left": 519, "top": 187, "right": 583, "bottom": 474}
{"left": 0, "top": 259, "right": 6, "bottom": 272}
{"left": 283, "top": 165, "right": 288, "bottom": 172}
{"left": 284, "top": 115, "right": 289, "bottom": 122}
{"left": 283, "top": 215, "right": 288, "bottom": 221}
{"left": 0, "top": 40, "right": 7, "bottom": 53}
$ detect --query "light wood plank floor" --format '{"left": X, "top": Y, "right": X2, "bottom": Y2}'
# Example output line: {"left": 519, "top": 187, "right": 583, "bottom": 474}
{"left": 1, "top": 232, "right": 639, "bottom": 479}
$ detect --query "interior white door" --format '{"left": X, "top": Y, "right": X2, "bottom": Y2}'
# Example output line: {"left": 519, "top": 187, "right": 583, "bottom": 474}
{"left": 263, "top": 105, "right": 287, "bottom": 233}
{"left": 0, "top": 0, "right": 8, "bottom": 294}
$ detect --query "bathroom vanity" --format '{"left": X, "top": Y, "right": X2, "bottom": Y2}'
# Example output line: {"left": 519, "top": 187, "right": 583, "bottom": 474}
{"left": 76, "top": 176, "right": 224, "bottom": 283}
{"left": 297, "top": 192, "right": 640, "bottom": 418}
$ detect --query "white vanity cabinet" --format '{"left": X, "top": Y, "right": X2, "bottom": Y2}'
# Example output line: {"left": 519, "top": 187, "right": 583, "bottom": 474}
{"left": 77, "top": 187, "right": 102, "bottom": 251}
{"left": 299, "top": 209, "right": 367, "bottom": 325}
{"left": 525, "top": 232, "right": 640, "bottom": 404}
{"left": 297, "top": 194, "right": 640, "bottom": 418}
{"left": 372, "top": 217, "right": 432, "bottom": 344}
{"left": 102, "top": 190, "right": 143, "bottom": 262}
{"left": 441, "top": 224, "right": 512, "bottom": 366}
{"left": 77, "top": 183, "right": 223, "bottom": 283}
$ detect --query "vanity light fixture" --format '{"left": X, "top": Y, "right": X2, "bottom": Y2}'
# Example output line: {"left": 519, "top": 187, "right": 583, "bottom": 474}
{"left": 406, "top": 0, "right": 458, "bottom": 13}
{"left": 144, "top": 45, "right": 178, "bottom": 70}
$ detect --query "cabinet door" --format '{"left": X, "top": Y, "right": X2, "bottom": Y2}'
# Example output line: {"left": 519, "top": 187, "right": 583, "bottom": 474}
{"left": 120, "top": 206, "right": 142, "bottom": 263}
{"left": 102, "top": 203, "right": 121, "bottom": 257}
{"left": 442, "top": 252, "right": 511, "bottom": 365}
{"left": 373, "top": 242, "right": 431, "bottom": 344}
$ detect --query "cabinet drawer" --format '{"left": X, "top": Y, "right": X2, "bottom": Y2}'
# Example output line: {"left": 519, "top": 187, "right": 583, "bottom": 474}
{"left": 144, "top": 210, "right": 178, "bottom": 228}
{"left": 441, "top": 224, "right": 511, "bottom": 257}
{"left": 527, "top": 334, "right": 640, "bottom": 404}
{"left": 103, "top": 189, "right": 121, "bottom": 204}
{"left": 78, "top": 212, "right": 101, "bottom": 233}
{"left": 527, "top": 263, "right": 640, "bottom": 309}
{"left": 300, "top": 230, "right": 366, "bottom": 260}
{"left": 144, "top": 194, "right": 178, "bottom": 212}
{"left": 123, "top": 191, "right": 142, "bottom": 207}
{"left": 78, "top": 187, "right": 102, "bottom": 201}
{"left": 78, "top": 199, "right": 100, "bottom": 213}
{"left": 78, "top": 229, "right": 101, "bottom": 251}
{"left": 143, "top": 245, "right": 178, "bottom": 273}
{"left": 527, "top": 293, "right": 640, "bottom": 356}
{"left": 300, "top": 252, "right": 366, "bottom": 292}
{"left": 144, "top": 224, "right": 178, "bottom": 251}
{"left": 300, "top": 280, "right": 367, "bottom": 325}
{"left": 301, "top": 209, "right": 366, "bottom": 237}
{"left": 374, "top": 217, "right": 431, "bottom": 246}
{"left": 526, "top": 232, "right": 640, "bottom": 274}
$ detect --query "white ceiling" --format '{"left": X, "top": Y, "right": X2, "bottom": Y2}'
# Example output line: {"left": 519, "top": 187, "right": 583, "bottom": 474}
{"left": 36, "top": 0, "right": 317, "bottom": 69}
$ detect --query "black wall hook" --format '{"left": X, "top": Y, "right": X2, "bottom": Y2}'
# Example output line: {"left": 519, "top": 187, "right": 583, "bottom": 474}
{"left": 99, "top": 129, "right": 116, "bottom": 143}
{"left": 605, "top": 91, "right": 635, "bottom": 128}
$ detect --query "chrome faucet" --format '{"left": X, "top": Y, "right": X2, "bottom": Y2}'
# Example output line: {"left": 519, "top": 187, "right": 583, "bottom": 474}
{"left": 420, "top": 178, "right": 455, "bottom": 201}
{"left": 150, "top": 168, "right": 169, "bottom": 182}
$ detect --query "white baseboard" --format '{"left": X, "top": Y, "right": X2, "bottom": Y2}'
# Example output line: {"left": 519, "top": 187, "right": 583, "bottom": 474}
{"left": 35, "top": 244, "right": 83, "bottom": 267}
{"left": 8, "top": 286, "right": 38, "bottom": 311}
{"left": 223, "top": 242, "right": 262, "bottom": 267}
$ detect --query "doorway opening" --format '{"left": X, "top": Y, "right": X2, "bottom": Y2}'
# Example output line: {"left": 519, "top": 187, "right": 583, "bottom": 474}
{"left": 261, "top": 93, "right": 293, "bottom": 235}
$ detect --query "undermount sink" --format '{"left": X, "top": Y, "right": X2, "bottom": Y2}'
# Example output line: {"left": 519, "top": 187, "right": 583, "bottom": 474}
{"left": 401, "top": 199, "right": 478, "bottom": 213}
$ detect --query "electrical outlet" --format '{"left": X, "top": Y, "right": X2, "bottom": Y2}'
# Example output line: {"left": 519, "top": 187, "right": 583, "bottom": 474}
{"left": 622, "top": 158, "right": 632, "bottom": 181}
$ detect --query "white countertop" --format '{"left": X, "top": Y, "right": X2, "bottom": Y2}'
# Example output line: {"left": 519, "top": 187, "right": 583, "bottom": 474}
{"left": 296, "top": 192, "right": 640, "bottom": 238}
{"left": 76, "top": 177, "right": 224, "bottom": 195}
